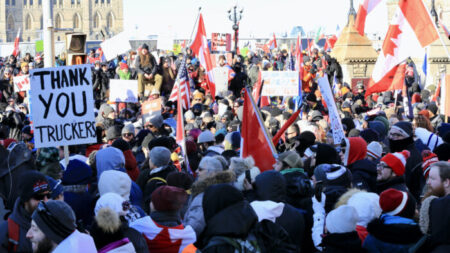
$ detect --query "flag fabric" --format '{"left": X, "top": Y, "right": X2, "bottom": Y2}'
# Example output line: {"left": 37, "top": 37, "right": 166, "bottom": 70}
{"left": 355, "top": 0, "right": 383, "bottom": 36}
{"left": 307, "top": 39, "right": 314, "bottom": 56}
{"left": 366, "top": 0, "right": 439, "bottom": 98}
{"left": 272, "top": 109, "right": 301, "bottom": 145}
{"left": 169, "top": 59, "right": 191, "bottom": 109}
{"left": 262, "top": 34, "right": 277, "bottom": 53}
{"left": 131, "top": 216, "right": 196, "bottom": 253}
{"left": 241, "top": 88, "right": 277, "bottom": 172}
{"left": 366, "top": 63, "right": 407, "bottom": 96}
{"left": 175, "top": 72, "right": 192, "bottom": 175}
{"left": 190, "top": 14, "right": 216, "bottom": 98}
{"left": 439, "top": 19, "right": 450, "bottom": 39}
{"left": 251, "top": 71, "right": 270, "bottom": 108}
{"left": 293, "top": 36, "right": 304, "bottom": 111}
{"left": 272, "top": 32, "right": 278, "bottom": 49}
{"left": 12, "top": 28, "right": 21, "bottom": 57}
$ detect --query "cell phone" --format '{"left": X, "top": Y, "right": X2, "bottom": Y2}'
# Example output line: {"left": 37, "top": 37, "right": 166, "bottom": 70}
{"left": 245, "top": 170, "right": 252, "bottom": 184}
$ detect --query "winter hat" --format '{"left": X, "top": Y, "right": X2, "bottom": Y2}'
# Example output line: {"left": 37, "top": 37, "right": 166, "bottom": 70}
{"left": 188, "top": 129, "right": 202, "bottom": 142}
{"left": 415, "top": 127, "right": 443, "bottom": 151}
{"left": 234, "top": 166, "right": 261, "bottom": 191}
{"left": 95, "top": 192, "right": 129, "bottom": 216}
{"left": 314, "top": 143, "right": 341, "bottom": 166}
{"left": 0, "top": 138, "right": 16, "bottom": 148}
{"left": 225, "top": 131, "right": 241, "bottom": 149}
{"left": 62, "top": 159, "right": 92, "bottom": 185}
{"left": 184, "top": 110, "right": 195, "bottom": 121}
{"left": 98, "top": 170, "right": 131, "bottom": 201}
{"left": 197, "top": 130, "right": 215, "bottom": 144}
{"left": 368, "top": 120, "right": 386, "bottom": 141}
{"left": 32, "top": 200, "right": 76, "bottom": 244}
{"left": 278, "top": 151, "right": 303, "bottom": 168}
{"left": 348, "top": 192, "right": 381, "bottom": 227}
{"left": 102, "top": 105, "right": 115, "bottom": 118}
{"left": 325, "top": 165, "right": 352, "bottom": 187}
{"left": 367, "top": 141, "right": 383, "bottom": 160}
{"left": 46, "top": 176, "right": 63, "bottom": 200}
{"left": 342, "top": 118, "right": 356, "bottom": 133}
{"left": 141, "top": 43, "right": 149, "bottom": 50}
{"left": 434, "top": 143, "right": 450, "bottom": 161}
{"left": 95, "top": 147, "right": 125, "bottom": 179}
{"left": 230, "top": 156, "right": 256, "bottom": 177}
{"left": 391, "top": 121, "right": 413, "bottom": 139}
{"left": 437, "top": 123, "right": 450, "bottom": 138}
{"left": 348, "top": 128, "right": 361, "bottom": 137}
{"left": 380, "top": 150, "right": 410, "bottom": 176}
{"left": 379, "top": 189, "right": 416, "bottom": 218}
{"left": 149, "top": 146, "right": 171, "bottom": 167}
{"left": 148, "top": 136, "right": 177, "bottom": 152}
{"left": 36, "top": 147, "right": 60, "bottom": 168}
{"left": 343, "top": 137, "right": 367, "bottom": 166}
{"left": 198, "top": 157, "right": 223, "bottom": 174}
{"left": 326, "top": 205, "right": 359, "bottom": 233}
{"left": 422, "top": 150, "right": 439, "bottom": 179}
{"left": 149, "top": 115, "right": 164, "bottom": 129}
{"left": 19, "top": 171, "right": 50, "bottom": 202}
{"left": 121, "top": 124, "right": 135, "bottom": 135}
{"left": 106, "top": 125, "right": 122, "bottom": 141}
{"left": 360, "top": 129, "right": 380, "bottom": 144}
{"left": 151, "top": 186, "right": 187, "bottom": 212}
{"left": 119, "top": 62, "right": 129, "bottom": 70}
{"left": 22, "top": 125, "right": 32, "bottom": 136}
{"left": 166, "top": 172, "right": 194, "bottom": 190}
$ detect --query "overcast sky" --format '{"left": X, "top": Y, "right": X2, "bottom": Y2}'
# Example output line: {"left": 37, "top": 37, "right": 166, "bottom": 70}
{"left": 123, "top": 0, "right": 389, "bottom": 39}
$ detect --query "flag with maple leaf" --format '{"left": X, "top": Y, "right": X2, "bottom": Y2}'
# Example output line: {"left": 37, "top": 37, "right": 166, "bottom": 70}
{"left": 131, "top": 216, "right": 196, "bottom": 253}
{"left": 366, "top": 0, "right": 439, "bottom": 98}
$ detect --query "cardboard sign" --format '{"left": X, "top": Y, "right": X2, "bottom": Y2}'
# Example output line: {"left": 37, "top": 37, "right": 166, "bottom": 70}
{"left": 0, "top": 44, "right": 14, "bottom": 57}
{"left": 141, "top": 98, "right": 162, "bottom": 124}
{"left": 100, "top": 31, "right": 132, "bottom": 61}
{"left": 13, "top": 75, "right": 30, "bottom": 92}
{"left": 318, "top": 76, "right": 345, "bottom": 145}
{"left": 212, "top": 67, "right": 229, "bottom": 96}
{"left": 30, "top": 65, "right": 96, "bottom": 148}
{"left": 211, "top": 33, "right": 232, "bottom": 52}
{"left": 261, "top": 71, "right": 299, "bottom": 96}
{"left": 109, "top": 79, "right": 138, "bottom": 103}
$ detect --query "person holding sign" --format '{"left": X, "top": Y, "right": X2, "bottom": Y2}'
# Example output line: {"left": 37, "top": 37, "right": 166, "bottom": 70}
{"left": 136, "top": 44, "right": 162, "bottom": 100}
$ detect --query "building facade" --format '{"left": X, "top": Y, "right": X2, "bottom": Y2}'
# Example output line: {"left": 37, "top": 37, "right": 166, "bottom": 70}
{"left": 0, "top": 0, "right": 123, "bottom": 43}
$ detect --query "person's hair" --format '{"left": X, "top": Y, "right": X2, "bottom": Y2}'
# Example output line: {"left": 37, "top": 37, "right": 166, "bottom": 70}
{"left": 431, "top": 161, "right": 450, "bottom": 181}
{"left": 413, "top": 114, "right": 433, "bottom": 132}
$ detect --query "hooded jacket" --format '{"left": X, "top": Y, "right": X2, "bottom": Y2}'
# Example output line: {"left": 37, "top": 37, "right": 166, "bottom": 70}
{"left": 419, "top": 195, "right": 450, "bottom": 252}
{"left": 344, "top": 137, "right": 377, "bottom": 192}
{"left": 321, "top": 231, "right": 365, "bottom": 253}
{"left": 96, "top": 147, "right": 126, "bottom": 179}
{"left": 0, "top": 198, "right": 32, "bottom": 253}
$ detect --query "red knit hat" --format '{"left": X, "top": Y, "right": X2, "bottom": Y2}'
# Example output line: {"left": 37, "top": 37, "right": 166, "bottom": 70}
{"left": 422, "top": 150, "right": 439, "bottom": 179}
{"left": 380, "top": 150, "right": 410, "bottom": 176}
{"left": 379, "top": 189, "right": 416, "bottom": 218}
{"left": 120, "top": 62, "right": 129, "bottom": 70}
{"left": 151, "top": 186, "right": 187, "bottom": 212}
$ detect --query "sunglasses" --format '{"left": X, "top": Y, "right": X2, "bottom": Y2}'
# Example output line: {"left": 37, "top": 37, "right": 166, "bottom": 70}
{"left": 33, "top": 193, "right": 51, "bottom": 201}
{"left": 123, "top": 133, "right": 134, "bottom": 137}
{"left": 146, "top": 124, "right": 156, "bottom": 129}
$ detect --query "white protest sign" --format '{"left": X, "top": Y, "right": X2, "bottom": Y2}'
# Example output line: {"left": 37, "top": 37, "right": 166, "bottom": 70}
{"left": 212, "top": 67, "right": 229, "bottom": 95}
{"left": 13, "top": 75, "right": 30, "bottom": 92}
{"left": 157, "top": 35, "right": 173, "bottom": 51}
{"left": 261, "top": 71, "right": 299, "bottom": 96}
{"left": 30, "top": 65, "right": 96, "bottom": 148}
{"left": 109, "top": 79, "right": 138, "bottom": 103}
{"left": 100, "top": 31, "right": 132, "bottom": 61}
{"left": 318, "top": 75, "right": 345, "bottom": 145}
{"left": 0, "top": 44, "right": 14, "bottom": 57}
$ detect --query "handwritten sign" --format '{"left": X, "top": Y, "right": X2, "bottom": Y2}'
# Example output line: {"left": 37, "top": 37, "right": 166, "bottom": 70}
{"left": 261, "top": 71, "right": 299, "bottom": 96}
{"left": 14, "top": 75, "right": 30, "bottom": 92}
{"left": 142, "top": 98, "right": 162, "bottom": 125}
{"left": 109, "top": 79, "right": 138, "bottom": 103}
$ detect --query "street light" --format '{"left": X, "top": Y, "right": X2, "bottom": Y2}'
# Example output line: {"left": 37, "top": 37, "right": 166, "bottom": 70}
{"left": 228, "top": 5, "right": 243, "bottom": 54}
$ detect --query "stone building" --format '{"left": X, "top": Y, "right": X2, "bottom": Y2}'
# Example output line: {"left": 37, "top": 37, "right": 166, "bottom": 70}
{"left": 0, "top": 0, "right": 123, "bottom": 43}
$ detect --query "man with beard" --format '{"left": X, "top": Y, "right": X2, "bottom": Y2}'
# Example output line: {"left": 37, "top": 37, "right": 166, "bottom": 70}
{"left": 282, "top": 124, "right": 300, "bottom": 151}
{"left": 426, "top": 161, "right": 450, "bottom": 198}
{"left": 26, "top": 200, "right": 96, "bottom": 253}
{"left": 388, "top": 121, "right": 423, "bottom": 200}
{"left": 375, "top": 150, "right": 411, "bottom": 195}
{"left": 0, "top": 171, "right": 50, "bottom": 252}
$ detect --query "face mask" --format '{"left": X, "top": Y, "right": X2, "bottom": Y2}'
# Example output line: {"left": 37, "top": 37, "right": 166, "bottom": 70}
{"left": 389, "top": 136, "right": 413, "bottom": 153}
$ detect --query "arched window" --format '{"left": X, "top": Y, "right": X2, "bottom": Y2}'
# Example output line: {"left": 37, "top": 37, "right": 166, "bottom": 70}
{"left": 25, "top": 14, "right": 32, "bottom": 30}
{"left": 106, "top": 13, "right": 113, "bottom": 27}
{"left": 55, "top": 13, "right": 62, "bottom": 28}
{"left": 93, "top": 13, "right": 100, "bottom": 28}
{"left": 73, "top": 13, "right": 81, "bottom": 29}
{"left": 7, "top": 15, "right": 14, "bottom": 30}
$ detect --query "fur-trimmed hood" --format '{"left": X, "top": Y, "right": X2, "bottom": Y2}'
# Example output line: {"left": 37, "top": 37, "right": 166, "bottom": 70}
{"left": 191, "top": 170, "right": 236, "bottom": 197}
{"left": 419, "top": 195, "right": 437, "bottom": 234}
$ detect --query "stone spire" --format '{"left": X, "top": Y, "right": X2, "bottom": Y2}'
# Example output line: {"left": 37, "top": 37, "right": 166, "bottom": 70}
{"left": 348, "top": 0, "right": 357, "bottom": 20}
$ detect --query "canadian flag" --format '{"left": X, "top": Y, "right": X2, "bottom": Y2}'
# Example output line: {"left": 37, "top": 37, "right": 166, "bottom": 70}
{"left": 355, "top": 0, "right": 383, "bottom": 36}
{"left": 131, "top": 216, "right": 196, "bottom": 253}
{"left": 242, "top": 88, "right": 276, "bottom": 172}
{"left": 190, "top": 14, "right": 216, "bottom": 98}
{"left": 366, "top": 0, "right": 439, "bottom": 97}
{"left": 12, "top": 28, "right": 21, "bottom": 57}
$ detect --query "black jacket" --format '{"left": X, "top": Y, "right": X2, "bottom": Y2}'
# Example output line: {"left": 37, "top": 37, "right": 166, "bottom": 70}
{"left": 427, "top": 196, "right": 450, "bottom": 251}
{"left": 348, "top": 159, "right": 377, "bottom": 192}
{"left": 321, "top": 231, "right": 365, "bottom": 253}
{"left": 376, "top": 176, "right": 409, "bottom": 195}
{"left": 136, "top": 54, "right": 158, "bottom": 76}
{"left": 0, "top": 198, "right": 32, "bottom": 253}
{"left": 405, "top": 142, "right": 424, "bottom": 201}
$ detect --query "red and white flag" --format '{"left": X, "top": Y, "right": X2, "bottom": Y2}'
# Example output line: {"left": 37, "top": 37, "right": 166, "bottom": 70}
{"left": 251, "top": 71, "right": 270, "bottom": 108}
{"left": 12, "top": 28, "right": 21, "bottom": 57}
{"left": 131, "top": 216, "right": 196, "bottom": 253}
{"left": 169, "top": 62, "right": 191, "bottom": 110}
{"left": 366, "top": 0, "right": 439, "bottom": 97}
{"left": 242, "top": 88, "right": 276, "bottom": 172}
{"left": 190, "top": 14, "right": 216, "bottom": 98}
{"left": 295, "top": 35, "right": 303, "bottom": 79}
{"left": 355, "top": 0, "right": 383, "bottom": 36}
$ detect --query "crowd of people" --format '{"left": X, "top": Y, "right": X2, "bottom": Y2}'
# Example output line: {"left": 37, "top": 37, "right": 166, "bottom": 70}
{"left": 0, "top": 42, "right": 449, "bottom": 253}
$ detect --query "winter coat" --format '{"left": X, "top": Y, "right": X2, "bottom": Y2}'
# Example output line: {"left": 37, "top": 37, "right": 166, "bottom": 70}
{"left": 135, "top": 54, "right": 158, "bottom": 76}
{"left": 122, "top": 221, "right": 149, "bottom": 253}
{"left": 64, "top": 187, "right": 95, "bottom": 230}
{"left": 418, "top": 195, "right": 450, "bottom": 252}
{"left": 253, "top": 170, "right": 305, "bottom": 252}
{"left": 324, "top": 185, "right": 349, "bottom": 213}
{"left": 363, "top": 214, "right": 422, "bottom": 253}
{"left": 375, "top": 176, "right": 409, "bottom": 195}
{"left": 141, "top": 165, "right": 177, "bottom": 213}
{"left": 404, "top": 142, "right": 424, "bottom": 201}
{"left": 0, "top": 198, "right": 32, "bottom": 253}
{"left": 321, "top": 231, "right": 365, "bottom": 253}
{"left": 348, "top": 159, "right": 377, "bottom": 192}
{"left": 183, "top": 171, "right": 236, "bottom": 237}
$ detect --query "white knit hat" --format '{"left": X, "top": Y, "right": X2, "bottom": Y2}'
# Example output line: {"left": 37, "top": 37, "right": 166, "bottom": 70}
{"left": 326, "top": 205, "right": 359, "bottom": 233}
{"left": 367, "top": 141, "right": 383, "bottom": 160}
{"left": 98, "top": 170, "right": 132, "bottom": 201}
{"left": 95, "top": 192, "right": 129, "bottom": 216}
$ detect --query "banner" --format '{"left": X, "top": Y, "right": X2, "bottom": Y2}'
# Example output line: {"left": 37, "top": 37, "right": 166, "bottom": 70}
{"left": 211, "top": 33, "right": 232, "bottom": 52}
{"left": 13, "top": 75, "right": 30, "bottom": 92}
{"left": 30, "top": 65, "right": 96, "bottom": 148}
{"left": 318, "top": 76, "right": 345, "bottom": 144}
{"left": 261, "top": 71, "right": 299, "bottom": 96}
{"left": 109, "top": 79, "right": 138, "bottom": 103}
{"left": 141, "top": 98, "right": 162, "bottom": 125}
{"left": 100, "top": 31, "right": 132, "bottom": 61}
{"left": 35, "top": 40, "right": 44, "bottom": 53}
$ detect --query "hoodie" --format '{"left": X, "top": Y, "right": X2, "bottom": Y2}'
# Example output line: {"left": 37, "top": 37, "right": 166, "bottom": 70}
{"left": 96, "top": 147, "right": 126, "bottom": 179}
{"left": 0, "top": 198, "right": 32, "bottom": 252}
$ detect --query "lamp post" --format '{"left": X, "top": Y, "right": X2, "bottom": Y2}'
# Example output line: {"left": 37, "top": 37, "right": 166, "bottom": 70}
{"left": 430, "top": 0, "right": 439, "bottom": 27}
{"left": 228, "top": 5, "right": 243, "bottom": 54}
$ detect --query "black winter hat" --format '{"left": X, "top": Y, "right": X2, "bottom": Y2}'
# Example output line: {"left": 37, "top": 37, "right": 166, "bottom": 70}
{"left": 112, "top": 138, "right": 131, "bottom": 151}
{"left": 141, "top": 43, "right": 149, "bottom": 51}
{"left": 393, "top": 121, "right": 413, "bottom": 138}
{"left": 19, "top": 171, "right": 50, "bottom": 202}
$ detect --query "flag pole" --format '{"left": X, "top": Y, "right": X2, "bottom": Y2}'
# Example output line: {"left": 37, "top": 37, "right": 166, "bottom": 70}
{"left": 187, "top": 7, "right": 202, "bottom": 46}
{"left": 423, "top": 3, "right": 450, "bottom": 61}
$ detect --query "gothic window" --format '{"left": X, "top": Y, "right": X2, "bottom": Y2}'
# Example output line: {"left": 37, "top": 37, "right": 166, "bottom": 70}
{"left": 55, "top": 13, "right": 62, "bottom": 28}
{"left": 7, "top": 15, "right": 14, "bottom": 30}
{"left": 25, "top": 14, "right": 32, "bottom": 30}
{"left": 73, "top": 14, "right": 81, "bottom": 29}
{"left": 93, "top": 13, "right": 100, "bottom": 28}
{"left": 106, "top": 13, "right": 113, "bottom": 27}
